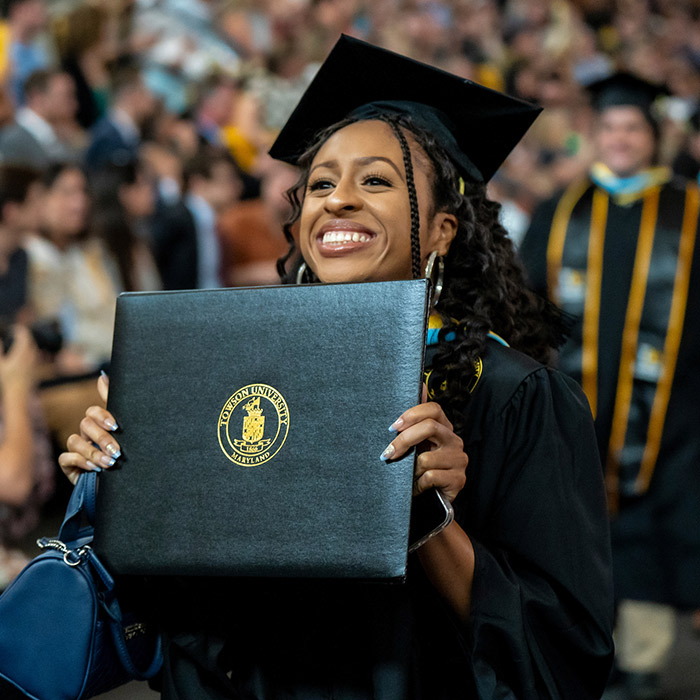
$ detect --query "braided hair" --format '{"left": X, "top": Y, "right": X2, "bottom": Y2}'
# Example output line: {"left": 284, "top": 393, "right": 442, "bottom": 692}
{"left": 277, "top": 115, "right": 566, "bottom": 431}
{"left": 380, "top": 117, "right": 422, "bottom": 279}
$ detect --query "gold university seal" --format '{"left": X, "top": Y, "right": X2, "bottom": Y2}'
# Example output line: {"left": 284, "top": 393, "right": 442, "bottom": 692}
{"left": 217, "top": 384, "right": 289, "bottom": 466}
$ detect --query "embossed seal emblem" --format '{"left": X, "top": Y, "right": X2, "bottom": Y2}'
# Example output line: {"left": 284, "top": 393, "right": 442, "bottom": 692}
{"left": 218, "top": 384, "right": 289, "bottom": 466}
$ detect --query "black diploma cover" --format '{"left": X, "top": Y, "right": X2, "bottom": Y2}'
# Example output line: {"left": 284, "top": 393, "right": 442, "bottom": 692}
{"left": 93, "top": 280, "right": 430, "bottom": 579}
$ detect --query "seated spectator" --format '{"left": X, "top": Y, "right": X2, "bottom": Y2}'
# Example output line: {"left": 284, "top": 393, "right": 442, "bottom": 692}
{"left": 218, "top": 159, "right": 297, "bottom": 286}
{"left": 191, "top": 76, "right": 261, "bottom": 200}
{"left": 0, "top": 85, "right": 13, "bottom": 129}
{"left": 84, "top": 60, "right": 157, "bottom": 172}
{"left": 24, "top": 162, "right": 118, "bottom": 371}
{"left": 193, "top": 75, "right": 238, "bottom": 148}
{"left": 220, "top": 87, "right": 270, "bottom": 176}
{"left": 90, "top": 160, "right": 161, "bottom": 293}
{"left": 0, "top": 68, "right": 81, "bottom": 170}
{"left": 130, "top": 0, "right": 240, "bottom": 114}
{"left": 0, "top": 324, "right": 53, "bottom": 591}
{"left": 52, "top": 4, "right": 114, "bottom": 130}
{"left": 140, "top": 140, "right": 186, "bottom": 206}
{"left": 150, "top": 148, "right": 241, "bottom": 290}
{"left": 0, "top": 0, "right": 49, "bottom": 106}
{"left": 22, "top": 162, "right": 112, "bottom": 448}
{"left": 0, "top": 164, "right": 40, "bottom": 325}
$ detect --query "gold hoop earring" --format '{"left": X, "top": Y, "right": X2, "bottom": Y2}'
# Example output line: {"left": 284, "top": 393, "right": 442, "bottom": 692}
{"left": 424, "top": 251, "right": 445, "bottom": 307}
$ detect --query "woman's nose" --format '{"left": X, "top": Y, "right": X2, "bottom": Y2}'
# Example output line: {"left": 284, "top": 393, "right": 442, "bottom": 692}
{"left": 324, "top": 177, "right": 361, "bottom": 214}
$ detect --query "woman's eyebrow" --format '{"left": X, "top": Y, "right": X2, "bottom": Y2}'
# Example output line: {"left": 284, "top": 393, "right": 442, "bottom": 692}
{"left": 309, "top": 160, "right": 336, "bottom": 175}
{"left": 308, "top": 156, "right": 405, "bottom": 180}
{"left": 356, "top": 156, "right": 404, "bottom": 181}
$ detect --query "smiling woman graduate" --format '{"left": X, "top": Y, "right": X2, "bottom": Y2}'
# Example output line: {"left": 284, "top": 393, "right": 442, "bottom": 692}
{"left": 59, "top": 36, "right": 614, "bottom": 700}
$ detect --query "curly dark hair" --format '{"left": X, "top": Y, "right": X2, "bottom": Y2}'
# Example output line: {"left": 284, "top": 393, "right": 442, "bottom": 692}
{"left": 276, "top": 115, "right": 566, "bottom": 429}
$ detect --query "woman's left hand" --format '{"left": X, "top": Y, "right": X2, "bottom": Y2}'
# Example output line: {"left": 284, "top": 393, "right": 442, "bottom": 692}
{"left": 382, "top": 390, "right": 468, "bottom": 502}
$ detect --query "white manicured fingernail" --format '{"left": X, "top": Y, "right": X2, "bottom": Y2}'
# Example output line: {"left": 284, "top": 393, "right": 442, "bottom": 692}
{"left": 380, "top": 444, "right": 395, "bottom": 462}
{"left": 388, "top": 416, "right": 404, "bottom": 433}
{"left": 105, "top": 443, "right": 121, "bottom": 458}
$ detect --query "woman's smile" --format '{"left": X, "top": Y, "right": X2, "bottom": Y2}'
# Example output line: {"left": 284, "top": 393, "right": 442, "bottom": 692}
{"left": 315, "top": 219, "right": 377, "bottom": 256}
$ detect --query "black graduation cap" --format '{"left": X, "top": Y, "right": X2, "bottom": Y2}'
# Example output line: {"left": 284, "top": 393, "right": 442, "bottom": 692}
{"left": 268, "top": 35, "right": 541, "bottom": 183}
{"left": 586, "top": 72, "right": 668, "bottom": 116}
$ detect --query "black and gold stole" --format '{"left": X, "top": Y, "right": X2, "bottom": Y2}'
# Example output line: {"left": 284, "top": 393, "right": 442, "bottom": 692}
{"left": 546, "top": 178, "right": 699, "bottom": 509}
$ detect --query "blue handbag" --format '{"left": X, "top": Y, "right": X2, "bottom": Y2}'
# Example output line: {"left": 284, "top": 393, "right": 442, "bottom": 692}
{"left": 0, "top": 471, "right": 163, "bottom": 700}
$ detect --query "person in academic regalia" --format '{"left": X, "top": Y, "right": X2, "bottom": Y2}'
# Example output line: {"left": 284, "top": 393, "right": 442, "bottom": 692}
{"left": 58, "top": 36, "right": 614, "bottom": 700}
{"left": 520, "top": 73, "right": 700, "bottom": 700}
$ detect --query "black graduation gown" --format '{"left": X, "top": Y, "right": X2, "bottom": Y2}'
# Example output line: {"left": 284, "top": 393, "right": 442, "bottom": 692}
{"left": 520, "top": 177, "right": 700, "bottom": 608}
{"left": 152, "top": 340, "right": 613, "bottom": 700}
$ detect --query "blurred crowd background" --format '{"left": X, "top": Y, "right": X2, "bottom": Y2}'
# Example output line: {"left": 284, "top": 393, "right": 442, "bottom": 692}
{"left": 1, "top": 0, "right": 700, "bottom": 645}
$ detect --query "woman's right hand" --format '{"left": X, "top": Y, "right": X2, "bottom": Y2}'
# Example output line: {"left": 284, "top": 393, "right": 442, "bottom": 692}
{"left": 58, "top": 373, "right": 121, "bottom": 485}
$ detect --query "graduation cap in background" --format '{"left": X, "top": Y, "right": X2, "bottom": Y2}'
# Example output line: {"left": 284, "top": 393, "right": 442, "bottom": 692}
{"left": 585, "top": 72, "right": 669, "bottom": 124}
{"left": 269, "top": 35, "right": 542, "bottom": 183}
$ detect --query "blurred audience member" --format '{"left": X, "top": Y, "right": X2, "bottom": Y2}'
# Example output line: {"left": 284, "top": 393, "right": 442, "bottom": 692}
{"left": 665, "top": 49, "right": 700, "bottom": 123}
{"left": 24, "top": 163, "right": 117, "bottom": 371}
{"left": 219, "top": 1, "right": 274, "bottom": 61}
{"left": 84, "top": 60, "right": 157, "bottom": 171}
{"left": 90, "top": 160, "right": 161, "bottom": 293}
{"left": 0, "top": 164, "right": 38, "bottom": 324}
{"left": 0, "top": 68, "right": 80, "bottom": 170}
{"left": 570, "top": 22, "right": 613, "bottom": 86}
{"left": 151, "top": 148, "right": 241, "bottom": 290}
{"left": 527, "top": 61, "right": 595, "bottom": 194}
{"left": 52, "top": 4, "right": 115, "bottom": 130}
{"left": 131, "top": 0, "right": 240, "bottom": 114}
{"left": 0, "top": 84, "right": 13, "bottom": 129}
{"left": 152, "top": 111, "right": 200, "bottom": 164}
{"left": 246, "top": 40, "right": 316, "bottom": 135}
{"left": 195, "top": 77, "right": 266, "bottom": 200}
{"left": 221, "top": 85, "right": 272, "bottom": 178}
{"left": 194, "top": 75, "right": 238, "bottom": 148}
{"left": 22, "top": 162, "right": 110, "bottom": 448}
{"left": 0, "top": 324, "right": 53, "bottom": 590}
{"left": 218, "top": 158, "right": 296, "bottom": 286}
{"left": 0, "top": 0, "right": 49, "bottom": 106}
{"left": 140, "top": 140, "right": 185, "bottom": 206}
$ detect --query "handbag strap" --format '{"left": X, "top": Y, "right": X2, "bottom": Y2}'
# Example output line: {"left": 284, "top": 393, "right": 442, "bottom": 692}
{"left": 58, "top": 473, "right": 164, "bottom": 680}
{"left": 58, "top": 471, "right": 98, "bottom": 546}
{"left": 98, "top": 577, "right": 164, "bottom": 680}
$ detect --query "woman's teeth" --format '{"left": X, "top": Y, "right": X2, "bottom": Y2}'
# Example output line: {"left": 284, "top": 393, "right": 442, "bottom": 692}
{"left": 322, "top": 231, "right": 371, "bottom": 244}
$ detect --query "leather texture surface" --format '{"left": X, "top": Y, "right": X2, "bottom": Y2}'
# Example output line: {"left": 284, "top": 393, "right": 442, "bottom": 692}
{"left": 94, "top": 280, "right": 430, "bottom": 579}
